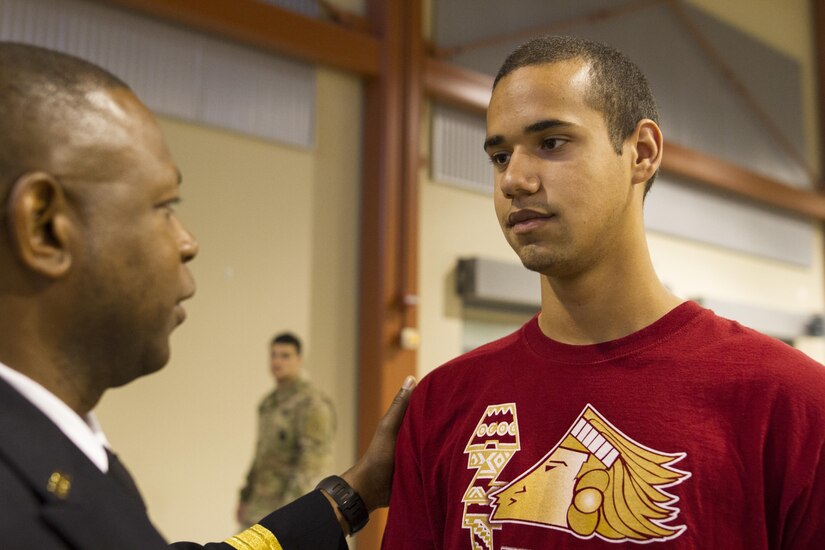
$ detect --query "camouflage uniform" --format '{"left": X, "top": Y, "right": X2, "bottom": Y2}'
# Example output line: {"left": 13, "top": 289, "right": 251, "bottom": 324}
{"left": 239, "top": 378, "right": 336, "bottom": 527}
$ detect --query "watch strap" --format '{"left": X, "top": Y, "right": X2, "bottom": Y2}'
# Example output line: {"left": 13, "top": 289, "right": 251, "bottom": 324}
{"left": 315, "top": 475, "right": 369, "bottom": 534}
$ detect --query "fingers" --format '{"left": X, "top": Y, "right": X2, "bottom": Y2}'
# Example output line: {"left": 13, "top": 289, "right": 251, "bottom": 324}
{"left": 340, "top": 375, "right": 417, "bottom": 513}
{"left": 382, "top": 375, "right": 417, "bottom": 433}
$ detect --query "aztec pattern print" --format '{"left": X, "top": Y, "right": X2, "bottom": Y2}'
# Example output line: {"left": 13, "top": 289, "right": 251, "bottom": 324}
{"left": 462, "top": 404, "right": 690, "bottom": 548}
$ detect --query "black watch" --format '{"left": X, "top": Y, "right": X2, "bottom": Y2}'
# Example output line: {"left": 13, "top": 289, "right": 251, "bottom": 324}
{"left": 315, "top": 475, "right": 369, "bottom": 534}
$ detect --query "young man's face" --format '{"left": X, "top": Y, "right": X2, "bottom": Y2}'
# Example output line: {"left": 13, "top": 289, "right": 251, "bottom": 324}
{"left": 270, "top": 343, "right": 302, "bottom": 383}
{"left": 485, "top": 59, "right": 637, "bottom": 279}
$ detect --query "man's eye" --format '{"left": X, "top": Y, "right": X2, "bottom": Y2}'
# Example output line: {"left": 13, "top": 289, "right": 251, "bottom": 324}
{"left": 542, "top": 137, "right": 566, "bottom": 150}
{"left": 159, "top": 199, "right": 181, "bottom": 216}
{"left": 488, "top": 152, "right": 510, "bottom": 166}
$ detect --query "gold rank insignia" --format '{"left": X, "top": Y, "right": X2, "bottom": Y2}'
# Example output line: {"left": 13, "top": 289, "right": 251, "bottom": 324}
{"left": 46, "top": 471, "right": 72, "bottom": 499}
{"left": 225, "top": 524, "right": 284, "bottom": 550}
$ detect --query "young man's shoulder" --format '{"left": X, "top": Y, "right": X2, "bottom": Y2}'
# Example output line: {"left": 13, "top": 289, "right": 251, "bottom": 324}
{"left": 691, "top": 307, "right": 825, "bottom": 393}
{"left": 697, "top": 308, "right": 819, "bottom": 360}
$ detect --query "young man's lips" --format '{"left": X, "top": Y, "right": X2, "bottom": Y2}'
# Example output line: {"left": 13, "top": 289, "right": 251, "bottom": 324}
{"left": 508, "top": 210, "right": 555, "bottom": 233}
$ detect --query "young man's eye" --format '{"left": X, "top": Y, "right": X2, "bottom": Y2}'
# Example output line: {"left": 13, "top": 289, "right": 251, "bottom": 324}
{"left": 542, "top": 137, "right": 566, "bottom": 150}
{"left": 488, "top": 152, "right": 511, "bottom": 167}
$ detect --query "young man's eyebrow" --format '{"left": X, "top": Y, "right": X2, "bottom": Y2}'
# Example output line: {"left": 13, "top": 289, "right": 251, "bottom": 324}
{"left": 484, "top": 119, "right": 574, "bottom": 151}
{"left": 524, "top": 119, "right": 571, "bottom": 134}
{"left": 483, "top": 135, "right": 503, "bottom": 151}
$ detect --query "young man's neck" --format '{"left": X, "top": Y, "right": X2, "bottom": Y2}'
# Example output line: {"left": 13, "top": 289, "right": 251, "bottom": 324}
{"left": 537, "top": 251, "right": 682, "bottom": 345}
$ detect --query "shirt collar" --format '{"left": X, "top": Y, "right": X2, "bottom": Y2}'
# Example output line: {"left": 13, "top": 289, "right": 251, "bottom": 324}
{"left": 0, "top": 361, "right": 110, "bottom": 472}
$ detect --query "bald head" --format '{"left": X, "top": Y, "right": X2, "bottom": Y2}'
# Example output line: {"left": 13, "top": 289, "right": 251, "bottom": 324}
{"left": 0, "top": 42, "right": 130, "bottom": 198}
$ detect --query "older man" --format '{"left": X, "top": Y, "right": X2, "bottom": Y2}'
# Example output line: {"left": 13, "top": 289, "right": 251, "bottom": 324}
{"left": 0, "top": 41, "right": 413, "bottom": 550}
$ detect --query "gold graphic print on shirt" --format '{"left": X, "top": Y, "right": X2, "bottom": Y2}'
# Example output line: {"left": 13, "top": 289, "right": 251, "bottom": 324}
{"left": 489, "top": 405, "right": 690, "bottom": 544}
{"left": 462, "top": 403, "right": 521, "bottom": 550}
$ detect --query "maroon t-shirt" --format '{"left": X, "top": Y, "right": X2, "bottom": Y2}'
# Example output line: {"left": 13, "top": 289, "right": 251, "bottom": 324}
{"left": 383, "top": 301, "right": 825, "bottom": 549}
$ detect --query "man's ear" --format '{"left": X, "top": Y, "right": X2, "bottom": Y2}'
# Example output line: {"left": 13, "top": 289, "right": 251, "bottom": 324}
{"left": 5, "top": 172, "right": 74, "bottom": 278}
{"left": 629, "top": 119, "right": 663, "bottom": 186}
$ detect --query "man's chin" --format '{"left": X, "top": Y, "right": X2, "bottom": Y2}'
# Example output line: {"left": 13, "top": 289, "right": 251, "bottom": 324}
{"left": 111, "top": 351, "right": 170, "bottom": 388}
{"left": 516, "top": 249, "right": 557, "bottom": 275}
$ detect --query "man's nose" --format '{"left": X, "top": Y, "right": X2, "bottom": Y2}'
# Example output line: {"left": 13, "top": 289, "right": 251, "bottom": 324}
{"left": 179, "top": 224, "right": 198, "bottom": 262}
{"left": 498, "top": 150, "right": 541, "bottom": 198}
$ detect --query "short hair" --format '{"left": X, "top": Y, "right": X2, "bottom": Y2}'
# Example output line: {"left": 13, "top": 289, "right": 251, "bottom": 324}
{"left": 0, "top": 42, "right": 129, "bottom": 193}
{"left": 271, "top": 332, "right": 302, "bottom": 355}
{"left": 494, "top": 35, "right": 659, "bottom": 195}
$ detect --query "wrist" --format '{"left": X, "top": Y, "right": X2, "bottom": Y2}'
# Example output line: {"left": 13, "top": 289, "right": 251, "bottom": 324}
{"left": 320, "top": 489, "right": 350, "bottom": 535}
{"left": 316, "top": 475, "right": 369, "bottom": 535}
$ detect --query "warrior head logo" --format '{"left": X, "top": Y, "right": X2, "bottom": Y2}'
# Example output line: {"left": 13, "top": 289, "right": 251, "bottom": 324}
{"left": 489, "top": 405, "right": 690, "bottom": 543}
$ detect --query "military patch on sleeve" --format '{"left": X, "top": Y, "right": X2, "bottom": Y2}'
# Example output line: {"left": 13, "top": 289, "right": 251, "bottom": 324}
{"left": 462, "top": 404, "right": 690, "bottom": 548}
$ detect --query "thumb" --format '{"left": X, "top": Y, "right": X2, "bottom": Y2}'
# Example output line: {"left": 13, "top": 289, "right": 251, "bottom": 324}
{"left": 379, "top": 375, "right": 417, "bottom": 435}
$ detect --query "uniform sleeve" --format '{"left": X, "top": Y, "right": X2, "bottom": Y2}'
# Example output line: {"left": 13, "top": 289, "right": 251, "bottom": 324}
{"left": 381, "top": 383, "right": 437, "bottom": 549}
{"left": 170, "top": 491, "right": 347, "bottom": 550}
{"left": 283, "top": 397, "right": 336, "bottom": 500}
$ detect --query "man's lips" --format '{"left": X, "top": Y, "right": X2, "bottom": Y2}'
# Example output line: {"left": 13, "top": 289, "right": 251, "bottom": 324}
{"left": 507, "top": 209, "right": 555, "bottom": 233}
{"left": 174, "top": 303, "right": 187, "bottom": 325}
{"left": 174, "top": 287, "right": 196, "bottom": 325}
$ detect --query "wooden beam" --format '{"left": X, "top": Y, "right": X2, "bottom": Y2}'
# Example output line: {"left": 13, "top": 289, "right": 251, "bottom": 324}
{"left": 356, "top": 0, "right": 418, "bottom": 548}
{"left": 663, "top": 142, "right": 825, "bottom": 219}
{"left": 424, "top": 57, "right": 492, "bottom": 113}
{"left": 401, "top": 0, "right": 424, "bottom": 333}
{"left": 814, "top": 0, "right": 825, "bottom": 314}
{"left": 99, "top": 0, "right": 381, "bottom": 76}
{"left": 815, "top": 0, "right": 825, "bottom": 182}
{"left": 423, "top": 58, "right": 825, "bottom": 220}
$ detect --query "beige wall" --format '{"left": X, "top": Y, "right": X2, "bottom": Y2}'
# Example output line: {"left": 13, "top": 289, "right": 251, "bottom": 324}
{"left": 96, "top": 68, "right": 362, "bottom": 543}
{"left": 418, "top": 0, "right": 824, "bottom": 378}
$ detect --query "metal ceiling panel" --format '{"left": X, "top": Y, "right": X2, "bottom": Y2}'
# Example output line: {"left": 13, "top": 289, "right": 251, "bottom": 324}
{"left": 433, "top": 1, "right": 809, "bottom": 189}
{"left": 0, "top": 0, "right": 316, "bottom": 148}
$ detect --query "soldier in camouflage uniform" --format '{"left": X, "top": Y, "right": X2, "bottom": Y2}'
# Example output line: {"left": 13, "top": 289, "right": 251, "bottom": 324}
{"left": 237, "top": 332, "right": 336, "bottom": 528}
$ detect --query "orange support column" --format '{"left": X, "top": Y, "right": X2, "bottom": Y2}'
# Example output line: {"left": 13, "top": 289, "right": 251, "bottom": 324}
{"left": 357, "top": 0, "right": 423, "bottom": 549}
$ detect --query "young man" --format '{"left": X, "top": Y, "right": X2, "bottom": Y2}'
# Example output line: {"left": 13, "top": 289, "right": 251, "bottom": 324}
{"left": 0, "top": 42, "right": 415, "bottom": 549}
{"left": 238, "top": 333, "right": 336, "bottom": 527}
{"left": 382, "top": 35, "right": 825, "bottom": 549}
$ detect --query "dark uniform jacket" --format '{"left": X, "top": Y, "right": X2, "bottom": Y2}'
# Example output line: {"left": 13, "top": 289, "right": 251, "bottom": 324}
{"left": 0, "top": 377, "right": 347, "bottom": 550}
